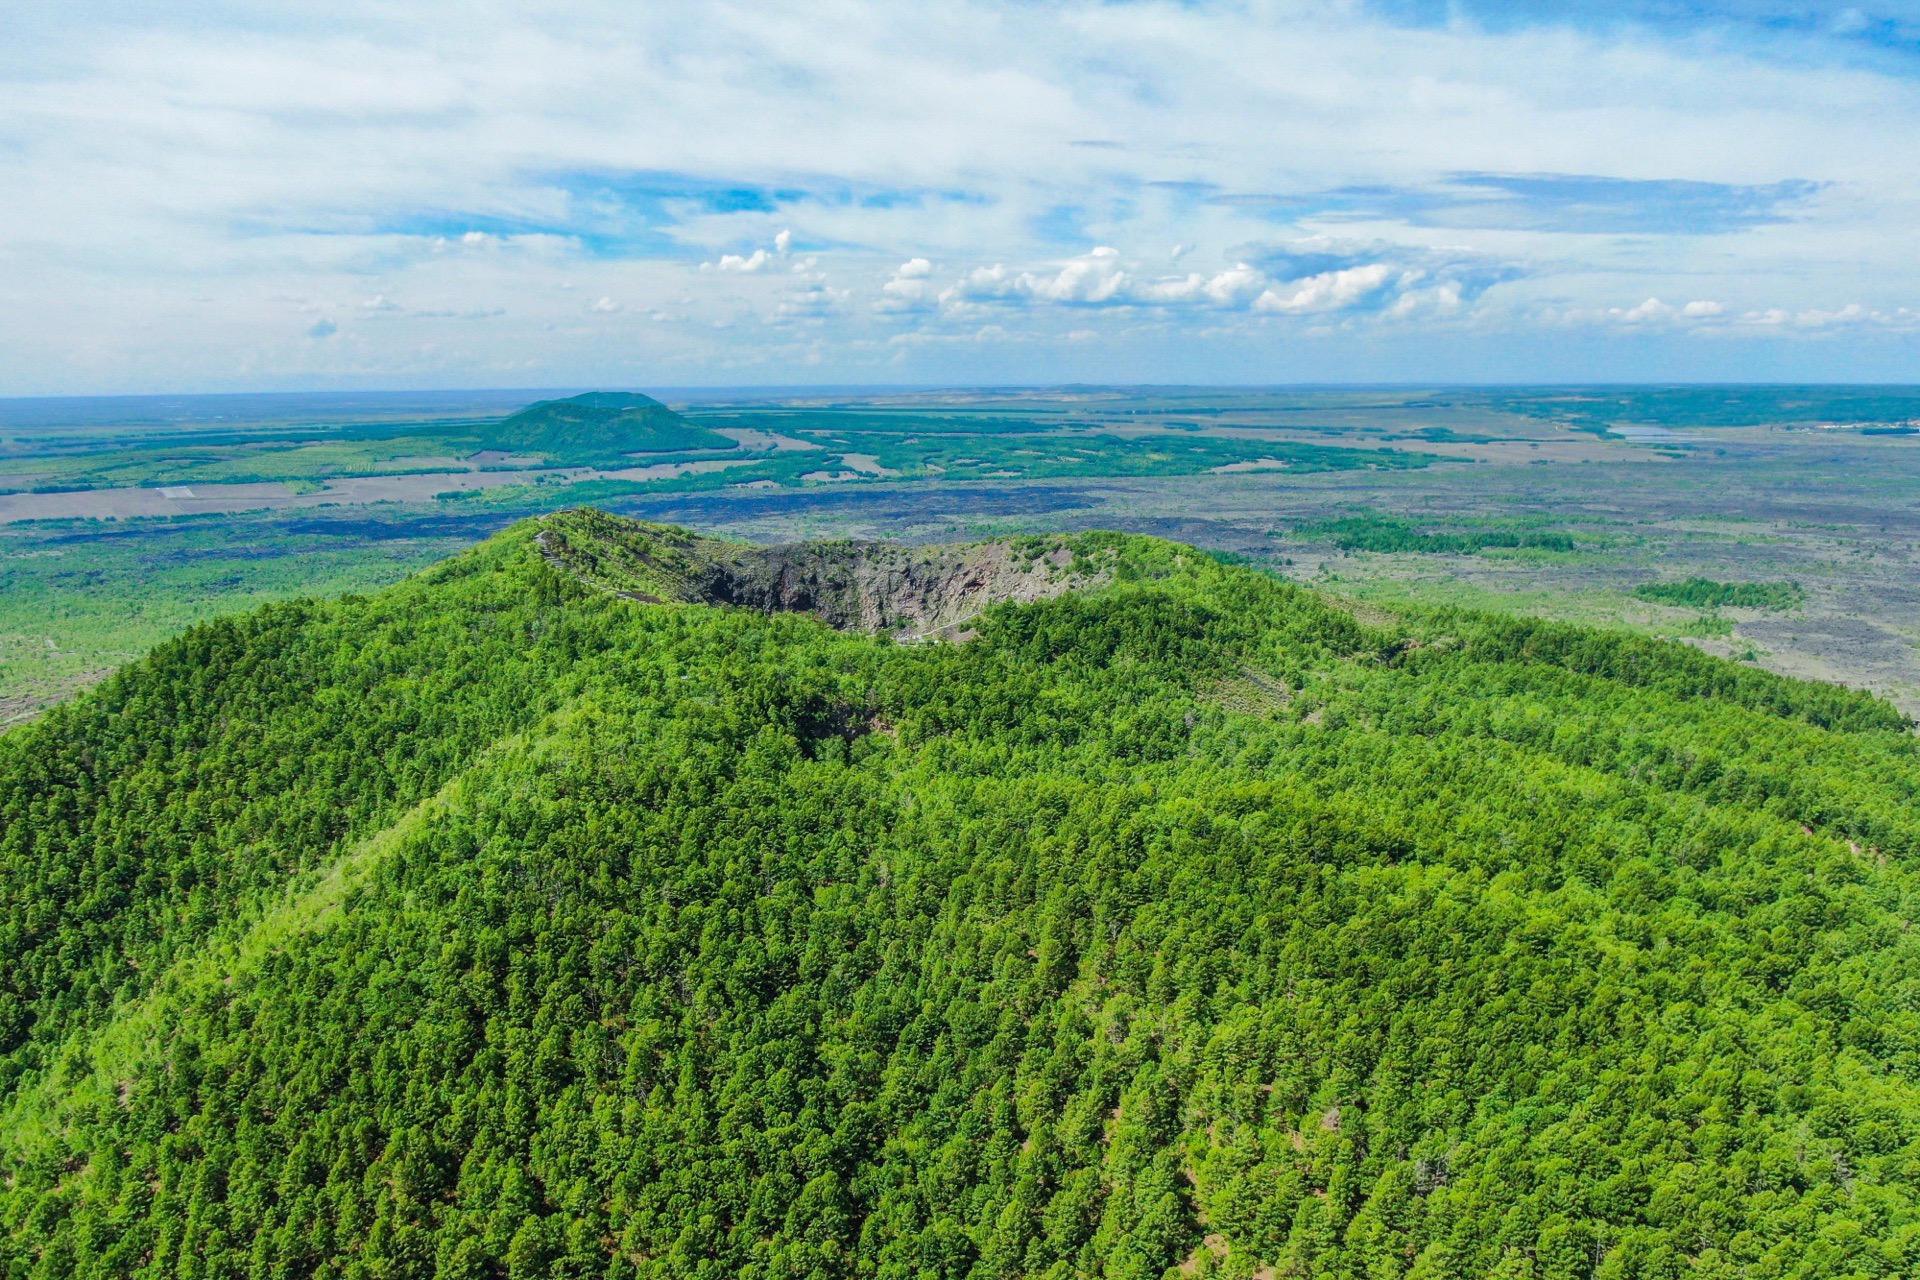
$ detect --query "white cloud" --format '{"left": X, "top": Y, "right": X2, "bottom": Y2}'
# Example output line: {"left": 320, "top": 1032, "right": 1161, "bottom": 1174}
{"left": 940, "top": 248, "right": 1133, "bottom": 306}
{"left": 876, "top": 258, "right": 937, "bottom": 311}
{"left": 1619, "top": 297, "right": 1676, "bottom": 323}
{"left": 1388, "top": 281, "right": 1464, "bottom": 318}
{"left": 1561, "top": 296, "right": 1732, "bottom": 326}
{"left": 1794, "top": 303, "right": 1871, "bottom": 327}
{"left": 589, "top": 296, "right": 621, "bottom": 312}
{"left": 1134, "top": 264, "right": 1267, "bottom": 306}
{"left": 1253, "top": 264, "right": 1394, "bottom": 314}
{"left": 930, "top": 249, "right": 1408, "bottom": 319}
{"left": 1028, "top": 246, "right": 1130, "bottom": 303}
{"left": 1550, "top": 295, "right": 1917, "bottom": 337}
{"left": 714, "top": 249, "right": 774, "bottom": 273}
{"left": 1777, "top": 303, "right": 1920, "bottom": 329}
{"left": 3, "top": 0, "right": 1919, "bottom": 387}
{"left": 708, "top": 232, "right": 797, "bottom": 274}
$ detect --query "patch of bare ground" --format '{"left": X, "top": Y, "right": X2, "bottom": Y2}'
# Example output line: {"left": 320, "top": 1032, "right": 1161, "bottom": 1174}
{"left": 709, "top": 427, "right": 821, "bottom": 452}
{"left": 600, "top": 458, "right": 759, "bottom": 483}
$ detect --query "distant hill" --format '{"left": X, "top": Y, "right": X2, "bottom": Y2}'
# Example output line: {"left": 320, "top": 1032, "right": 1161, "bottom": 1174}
{"left": 462, "top": 391, "right": 736, "bottom": 464}
{"left": 2, "top": 510, "right": 1918, "bottom": 1278}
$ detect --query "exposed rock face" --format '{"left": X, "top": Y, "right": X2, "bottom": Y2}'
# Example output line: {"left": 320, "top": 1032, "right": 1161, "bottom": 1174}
{"left": 694, "top": 539, "right": 1089, "bottom": 639}
{"left": 536, "top": 508, "right": 1108, "bottom": 640}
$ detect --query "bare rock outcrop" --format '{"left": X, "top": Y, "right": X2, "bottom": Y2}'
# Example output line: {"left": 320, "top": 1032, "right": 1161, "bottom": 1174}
{"left": 536, "top": 509, "right": 1110, "bottom": 641}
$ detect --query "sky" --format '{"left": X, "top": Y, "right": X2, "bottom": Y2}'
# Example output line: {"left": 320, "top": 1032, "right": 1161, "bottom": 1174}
{"left": 4, "top": 0, "right": 1920, "bottom": 392}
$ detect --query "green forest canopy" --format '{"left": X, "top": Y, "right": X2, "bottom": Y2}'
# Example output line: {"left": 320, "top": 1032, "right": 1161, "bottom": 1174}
{"left": 1633, "top": 578, "right": 1806, "bottom": 611}
{"left": 467, "top": 392, "right": 738, "bottom": 465}
{"left": 1294, "top": 511, "right": 1575, "bottom": 555}
{"left": 2, "top": 509, "right": 1919, "bottom": 1280}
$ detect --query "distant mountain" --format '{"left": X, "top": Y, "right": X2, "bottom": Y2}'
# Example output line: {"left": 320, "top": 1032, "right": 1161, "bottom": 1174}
{"left": 467, "top": 391, "right": 736, "bottom": 464}
{"left": 2, "top": 510, "right": 1917, "bottom": 1278}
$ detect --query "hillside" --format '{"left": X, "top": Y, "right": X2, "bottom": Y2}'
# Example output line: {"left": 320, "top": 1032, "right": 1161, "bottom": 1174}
{"left": 467, "top": 392, "right": 738, "bottom": 464}
{"left": 3, "top": 508, "right": 1920, "bottom": 1279}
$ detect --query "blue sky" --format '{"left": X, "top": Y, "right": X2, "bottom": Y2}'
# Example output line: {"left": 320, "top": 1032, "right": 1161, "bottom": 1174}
{"left": 3, "top": 0, "right": 1918, "bottom": 392}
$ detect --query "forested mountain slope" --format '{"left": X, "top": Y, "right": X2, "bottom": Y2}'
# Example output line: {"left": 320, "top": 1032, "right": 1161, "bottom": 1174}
{"left": 3, "top": 510, "right": 1920, "bottom": 1280}
{"left": 475, "top": 393, "right": 735, "bottom": 464}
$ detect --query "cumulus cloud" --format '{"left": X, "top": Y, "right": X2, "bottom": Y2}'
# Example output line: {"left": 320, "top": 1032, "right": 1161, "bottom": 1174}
{"left": 1525, "top": 295, "right": 1920, "bottom": 334}
{"left": 1557, "top": 297, "right": 1731, "bottom": 326}
{"left": 1133, "top": 263, "right": 1267, "bottom": 306}
{"left": 1621, "top": 297, "right": 1679, "bottom": 322}
{"left": 707, "top": 231, "right": 800, "bottom": 274}
{"left": 1745, "top": 303, "right": 1920, "bottom": 329}
{"left": 1254, "top": 263, "right": 1393, "bottom": 313}
{"left": 713, "top": 249, "right": 774, "bottom": 273}
{"left": 306, "top": 317, "right": 337, "bottom": 338}
{"left": 1021, "top": 246, "right": 1131, "bottom": 304}
{"left": 589, "top": 296, "right": 622, "bottom": 313}
{"left": 939, "top": 247, "right": 1132, "bottom": 306}
{"left": 922, "top": 242, "right": 1497, "bottom": 321}
{"left": 876, "top": 258, "right": 937, "bottom": 311}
